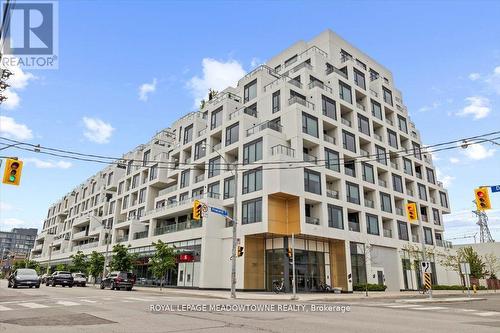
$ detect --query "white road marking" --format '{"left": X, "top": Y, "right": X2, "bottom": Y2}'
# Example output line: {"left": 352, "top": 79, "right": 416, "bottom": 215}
{"left": 460, "top": 309, "right": 476, "bottom": 312}
{"left": 475, "top": 312, "right": 499, "bottom": 317}
{"left": 126, "top": 297, "right": 153, "bottom": 302}
{"left": 80, "top": 299, "right": 98, "bottom": 303}
{"left": 19, "top": 302, "right": 48, "bottom": 309}
{"left": 413, "top": 307, "right": 447, "bottom": 311}
{"left": 386, "top": 304, "right": 421, "bottom": 308}
{"left": 0, "top": 305, "right": 12, "bottom": 311}
{"left": 56, "top": 301, "right": 80, "bottom": 306}
{"left": 122, "top": 300, "right": 132, "bottom": 303}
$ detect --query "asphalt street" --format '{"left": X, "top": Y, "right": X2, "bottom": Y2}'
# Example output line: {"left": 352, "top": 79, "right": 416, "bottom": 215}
{"left": 1, "top": 280, "right": 499, "bottom": 333}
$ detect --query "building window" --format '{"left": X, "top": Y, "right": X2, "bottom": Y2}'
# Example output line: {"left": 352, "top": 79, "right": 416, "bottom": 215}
{"left": 392, "top": 174, "right": 404, "bottom": 193}
{"left": 244, "top": 79, "right": 257, "bottom": 102}
{"left": 412, "top": 142, "right": 422, "bottom": 160}
{"left": 242, "top": 168, "right": 262, "bottom": 194}
{"left": 242, "top": 198, "right": 262, "bottom": 224}
{"left": 439, "top": 192, "right": 448, "bottom": 208}
{"left": 143, "top": 150, "right": 151, "bottom": 166}
{"left": 397, "top": 221, "right": 409, "bottom": 240}
{"left": 358, "top": 114, "right": 370, "bottom": 136}
{"left": 123, "top": 195, "right": 129, "bottom": 209}
{"left": 353, "top": 68, "right": 366, "bottom": 90}
{"left": 350, "top": 242, "right": 366, "bottom": 285}
{"left": 244, "top": 103, "right": 257, "bottom": 117}
{"left": 366, "top": 214, "right": 379, "bottom": 235}
{"left": 387, "top": 129, "right": 398, "bottom": 149}
{"left": 179, "top": 192, "right": 189, "bottom": 202}
{"left": 342, "top": 130, "right": 356, "bottom": 153}
{"left": 398, "top": 115, "right": 408, "bottom": 134}
{"left": 325, "top": 148, "right": 340, "bottom": 172}
{"left": 272, "top": 90, "right": 281, "bottom": 113}
{"left": 208, "top": 156, "right": 221, "bottom": 178}
{"left": 302, "top": 112, "right": 319, "bottom": 138}
{"left": 183, "top": 125, "right": 193, "bottom": 144}
{"left": 380, "top": 192, "right": 392, "bottom": 213}
{"left": 224, "top": 177, "right": 235, "bottom": 199}
{"left": 375, "top": 145, "right": 387, "bottom": 165}
{"left": 371, "top": 100, "right": 383, "bottom": 120}
{"left": 362, "top": 163, "right": 374, "bottom": 183}
{"left": 225, "top": 123, "right": 239, "bottom": 146}
{"left": 383, "top": 87, "right": 393, "bottom": 106}
{"left": 211, "top": 107, "right": 223, "bottom": 130}
{"left": 243, "top": 138, "right": 263, "bottom": 165}
{"left": 328, "top": 204, "right": 343, "bottom": 229}
{"left": 149, "top": 164, "right": 158, "bottom": 181}
{"left": 346, "top": 181, "right": 360, "bottom": 204}
{"left": 180, "top": 170, "right": 190, "bottom": 188}
{"left": 348, "top": 212, "right": 360, "bottom": 232}
{"left": 194, "top": 139, "right": 206, "bottom": 160}
{"left": 424, "top": 227, "right": 433, "bottom": 245}
{"left": 207, "top": 182, "right": 220, "bottom": 199}
{"left": 339, "top": 81, "right": 352, "bottom": 104}
{"left": 344, "top": 160, "right": 356, "bottom": 177}
{"left": 426, "top": 168, "right": 436, "bottom": 184}
{"left": 138, "top": 188, "right": 146, "bottom": 204}
{"left": 433, "top": 208, "right": 441, "bottom": 225}
{"left": 284, "top": 54, "right": 298, "bottom": 67}
{"left": 304, "top": 168, "right": 321, "bottom": 195}
{"left": 418, "top": 183, "right": 427, "bottom": 201}
{"left": 403, "top": 158, "right": 413, "bottom": 175}
{"left": 322, "top": 95, "right": 336, "bottom": 119}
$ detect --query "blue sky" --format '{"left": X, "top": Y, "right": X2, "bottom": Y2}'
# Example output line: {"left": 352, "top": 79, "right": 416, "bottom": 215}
{"left": 0, "top": 0, "right": 499, "bottom": 244}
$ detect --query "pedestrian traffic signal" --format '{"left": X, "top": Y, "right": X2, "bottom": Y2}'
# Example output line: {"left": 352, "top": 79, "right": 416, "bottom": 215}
{"left": 2, "top": 158, "right": 23, "bottom": 186}
{"left": 474, "top": 188, "right": 491, "bottom": 211}
{"left": 406, "top": 202, "right": 418, "bottom": 222}
{"left": 193, "top": 200, "right": 202, "bottom": 220}
{"left": 237, "top": 246, "right": 244, "bottom": 257}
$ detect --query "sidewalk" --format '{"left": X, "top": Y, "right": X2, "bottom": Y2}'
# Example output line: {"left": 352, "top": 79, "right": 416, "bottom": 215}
{"left": 131, "top": 286, "right": 498, "bottom": 302}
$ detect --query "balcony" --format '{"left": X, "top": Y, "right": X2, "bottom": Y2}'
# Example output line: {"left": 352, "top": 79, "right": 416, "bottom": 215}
{"left": 288, "top": 96, "right": 315, "bottom": 110}
{"left": 360, "top": 149, "right": 369, "bottom": 157}
{"left": 73, "top": 241, "right": 99, "bottom": 252}
{"left": 154, "top": 220, "right": 202, "bottom": 236}
{"left": 308, "top": 80, "right": 332, "bottom": 94}
{"left": 412, "top": 234, "right": 419, "bottom": 243}
{"left": 374, "top": 133, "right": 383, "bottom": 142}
{"left": 390, "top": 161, "right": 399, "bottom": 170}
{"left": 73, "top": 230, "right": 88, "bottom": 239}
{"left": 369, "top": 88, "right": 379, "bottom": 98}
{"left": 341, "top": 118, "right": 352, "bottom": 127}
{"left": 291, "top": 61, "right": 313, "bottom": 73}
{"left": 406, "top": 189, "right": 414, "bottom": 197}
{"left": 386, "top": 118, "right": 394, "bottom": 126}
{"left": 326, "top": 66, "right": 348, "bottom": 80}
{"left": 396, "top": 208, "right": 405, "bottom": 216}
{"left": 194, "top": 174, "right": 205, "bottom": 183}
{"left": 246, "top": 120, "right": 283, "bottom": 136}
{"left": 348, "top": 221, "right": 360, "bottom": 232}
{"left": 228, "top": 106, "right": 258, "bottom": 120}
{"left": 383, "top": 229, "right": 392, "bottom": 238}
{"left": 133, "top": 230, "right": 149, "bottom": 240}
{"left": 323, "top": 134, "right": 336, "bottom": 145}
{"left": 159, "top": 185, "right": 178, "bottom": 196}
{"left": 364, "top": 199, "right": 374, "bottom": 208}
{"left": 303, "top": 153, "right": 318, "bottom": 164}
{"left": 326, "top": 189, "right": 339, "bottom": 199}
{"left": 271, "top": 144, "right": 295, "bottom": 157}
{"left": 305, "top": 216, "right": 320, "bottom": 225}
{"left": 436, "top": 239, "right": 444, "bottom": 247}
{"left": 116, "top": 235, "right": 129, "bottom": 243}
{"left": 356, "top": 103, "right": 366, "bottom": 111}
{"left": 378, "top": 179, "right": 387, "bottom": 188}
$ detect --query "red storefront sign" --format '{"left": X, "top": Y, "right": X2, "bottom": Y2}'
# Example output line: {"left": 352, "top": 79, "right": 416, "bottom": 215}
{"left": 178, "top": 253, "right": 194, "bottom": 262}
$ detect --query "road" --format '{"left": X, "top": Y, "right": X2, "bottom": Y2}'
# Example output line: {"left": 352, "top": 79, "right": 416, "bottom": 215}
{"left": 1, "top": 280, "right": 499, "bottom": 332}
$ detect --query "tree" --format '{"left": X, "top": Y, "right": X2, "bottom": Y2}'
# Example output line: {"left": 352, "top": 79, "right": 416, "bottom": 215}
{"left": 109, "top": 244, "right": 136, "bottom": 272}
{"left": 13, "top": 260, "right": 41, "bottom": 274}
{"left": 55, "top": 263, "right": 68, "bottom": 272}
{"left": 460, "top": 246, "right": 487, "bottom": 279}
{"left": 483, "top": 253, "right": 499, "bottom": 279}
{"left": 88, "top": 251, "right": 105, "bottom": 285}
{"left": 148, "top": 240, "right": 176, "bottom": 290}
{"left": 69, "top": 250, "right": 88, "bottom": 273}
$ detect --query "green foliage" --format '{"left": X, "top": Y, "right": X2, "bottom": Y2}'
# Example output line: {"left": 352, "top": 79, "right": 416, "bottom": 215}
{"left": 12, "top": 260, "right": 41, "bottom": 274}
{"left": 483, "top": 253, "right": 500, "bottom": 279}
{"left": 148, "top": 240, "right": 176, "bottom": 289}
{"left": 459, "top": 247, "right": 487, "bottom": 279}
{"left": 432, "top": 284, "right": 487, "bottom": 290}
{"left": 109, "top": 244, "right": 136, "bottom": 272}
{"left": 353, "top": 284, "right": 387, "bottom": 291}
{"left": 55, "top": 263, "right": 68, "bottom": 271}
{"left": 88, "top": 251, "right": 105, "bottom": 283}
{"left": 69, "top": 250, "right": 88, "bottom": 273}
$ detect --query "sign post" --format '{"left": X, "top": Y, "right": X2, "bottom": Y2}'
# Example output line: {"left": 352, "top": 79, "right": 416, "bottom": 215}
{"left": 460, "top": 262, "right": 471, "bottom": 298}
{"left": 421, "top": 261, "right": 432, "bottom": 297}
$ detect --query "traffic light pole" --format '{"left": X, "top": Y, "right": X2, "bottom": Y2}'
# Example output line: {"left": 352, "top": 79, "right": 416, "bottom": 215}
{"left": 418, "top": 219, "right": 432, "bottom": 299}
{"left": 291, "top": 233, "right": 297, "bottom": 300}
{"left": 230, "top": 168, "right": 238, "bottom": 299}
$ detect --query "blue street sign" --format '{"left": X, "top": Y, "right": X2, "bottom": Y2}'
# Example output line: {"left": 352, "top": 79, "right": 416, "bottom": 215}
{"left": 491, "top": 185, "right": 500, "bottom": 193}
{"left": 210, "top": 206, "right": 228, "bottom": 216}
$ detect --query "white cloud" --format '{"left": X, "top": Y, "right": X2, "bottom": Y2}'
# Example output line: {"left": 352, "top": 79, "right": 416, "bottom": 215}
{"left": 0, "top": 115, "right": 33, "bottom": 140}
{"left": 418, "top": 101, "right": 440, "bottom": 113}
{"left": 460, "top": 142, "right": 495, "bottom": 160}
{"left": 457, "top": 96, "right": 491, "bottom": 119}
{"left": 24, "top": 157, "right": 72, "bottom": 169}
{"left": 0, "top": 202, "right": 13, "bottom": 212}
{"left": 1, "top": 90, "right": 21, "bottom": 110}
{"left": 138, "top": 78, "right": 157, "bottom": 101}
{"left": 0, "top": 60, "right": 37, "bottom": 110}
{"left": 82, "top": 117, "right": 114, "bottom": 144}
{"left": 449, "top": 157, "right": 460, "bottom": 164}
{"left": 0, "top": 217, "right": 26, "bottom": 228}
{"left": 468, "top": 73, "right": 481, "bottom": 81}
{"left": 444, "top": 209, "right": 500, "bottom": 243}
{"left": 250, "top": 57, "right": 262, "bottom": 68}
{"left": 436, "top": 168, "right": 455, "bottom": 188}
{"left": 187, "top": 58, "right": 246, "bottom": 108}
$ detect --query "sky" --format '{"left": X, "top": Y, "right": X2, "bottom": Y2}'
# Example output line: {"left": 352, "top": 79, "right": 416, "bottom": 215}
{"left": 0, "top": 0, "right": 499, "bottom": 244}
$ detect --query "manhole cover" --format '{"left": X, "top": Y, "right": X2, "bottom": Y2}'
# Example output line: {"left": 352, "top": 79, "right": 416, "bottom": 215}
{"left": 1, "top": 313, "right": 116, "bottom": 326}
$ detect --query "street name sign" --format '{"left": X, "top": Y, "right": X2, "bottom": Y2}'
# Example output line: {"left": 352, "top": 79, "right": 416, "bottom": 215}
{"left": 210, "top": 206, "right": 228, "bottom": 217}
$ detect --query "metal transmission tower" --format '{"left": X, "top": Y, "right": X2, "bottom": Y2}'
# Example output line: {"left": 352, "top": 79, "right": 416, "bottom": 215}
{"left": 472, "top": 210, "right": 494, "bottom": 243}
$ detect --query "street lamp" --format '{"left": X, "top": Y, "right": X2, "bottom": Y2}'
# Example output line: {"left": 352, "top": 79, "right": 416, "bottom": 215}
{"left": 46, "top": 242, "right": 54, "bottom": 275}
{"left": 101, "top": 218, "right": 112, "bottom": 281}
{"left": 202, "top": 142, "right": 239, "bottom": 299}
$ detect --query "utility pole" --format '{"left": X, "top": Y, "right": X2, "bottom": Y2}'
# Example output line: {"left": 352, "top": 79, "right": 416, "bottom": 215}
{"left": 291, "top": 233, "right": 297, "bottom": 300}
{"left": 102, "top": 221, "right": 111, "bottom": 281}
{"left": 418, "top": 217, "right": 432, "bottom": 299}
{"left": 230, "top": 166, "right": 238, "bottom": 299}
{"left": 46, "top": 243, "right": 53, "bottom": 275}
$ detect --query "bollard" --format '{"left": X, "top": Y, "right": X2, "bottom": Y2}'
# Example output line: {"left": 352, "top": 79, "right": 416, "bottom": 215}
{"left": 473, "top": 284, "right": 477, "bottom": 294}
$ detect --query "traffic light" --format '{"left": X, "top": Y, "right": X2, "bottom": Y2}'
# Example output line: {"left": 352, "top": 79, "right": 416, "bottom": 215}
{"left": 474, "top": 187, "right": 491, "bottom": 211}
{"left": 406, "top": 202, "right": 418, "bottom": 222}
{"left": 192, "top": 200, "right": 202, "bottom": 220}
{"left": 287, "top": 248, "right": 292, "bottom": 258}
{"left": 2, "top": 158, "right": 23, "bottom": 186}
{"left": 237, "top": 246, "right": 244, "bottom": 257}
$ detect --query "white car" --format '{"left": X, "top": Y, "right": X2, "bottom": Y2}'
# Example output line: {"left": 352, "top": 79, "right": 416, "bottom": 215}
{"left": 72, "top": 273, "right": 87, "bottom": 287}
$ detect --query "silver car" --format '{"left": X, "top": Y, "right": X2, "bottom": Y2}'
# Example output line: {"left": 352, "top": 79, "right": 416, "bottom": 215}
{"left": 72, "top": 272, "right": 87, "bottom": 287}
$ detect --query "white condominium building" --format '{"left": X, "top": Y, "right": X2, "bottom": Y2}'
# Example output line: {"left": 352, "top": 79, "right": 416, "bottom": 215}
{"left": 32, "top": 30, "right": 457, "bottom": 291}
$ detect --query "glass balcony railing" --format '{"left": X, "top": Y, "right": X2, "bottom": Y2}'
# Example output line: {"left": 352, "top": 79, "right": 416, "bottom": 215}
{"left": 154, "top": 220, "right": 202, "bottom": 236}
{"left": 305, "top": 216, "right": 320, "bottom": 225}
{"left": 271, "top": 144, "right": 295, "bottom": 157}
{"left": 288, "top": 96, "right": 315, "bottom": 110}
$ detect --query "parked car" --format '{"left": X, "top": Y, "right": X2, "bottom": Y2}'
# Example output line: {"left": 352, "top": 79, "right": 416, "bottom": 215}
{"left": 100, "top": 271, "right": 134, "bottom": 291}
{"left": 7, "top": 269, "right": 40, "bottom": 288}
{"left": 72, "top": 272, "right": 87, "bottom": 287}
{"left": 46, "top": 271, "right": 74, "bottom": 287}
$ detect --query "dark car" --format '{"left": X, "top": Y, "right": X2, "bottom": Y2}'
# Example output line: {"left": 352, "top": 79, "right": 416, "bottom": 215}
{"left": 8, "top": 269, "right": 41, "bottom": 288}
{"left": 100, "top": 271, "right": 134, "bottom": 291}
{"left": 46, "top": 271, "right": 74, "bottom": 287}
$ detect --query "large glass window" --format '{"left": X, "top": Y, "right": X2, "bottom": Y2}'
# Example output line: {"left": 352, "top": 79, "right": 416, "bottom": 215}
{"left": 353, "top": 68, "right": 366, "bottom": 90}
{"left": 243, "top": 138, "right": 263, "bottom": 165}
{"left": 398, "top": 115, "right": 408, "bottom": 134}
{"left": 350, "top": 242, "right": 366, "bottom": 285}
{"left": 397, "top": 221, "right": 409, "bottom": 240}
{"left": 383, "top": 87, "right": 393, "bottom": 106}
{"left": 208, "top": 156, "right": 221, "bottom": 178}
{"left": 180, "top": 170, "right": 190, "bottom": 188}
{"left": 328, "top": 204, "right": 343, "bottom": 229}
{"left": 358, "top": 114, "right": 370, "bottom": 136}
{"left": 304, "top": 169, "right": 321, "bottom": 195}
{"left": 387, "top": 129, "right": 398, "bottom": 149}
{"left": 302, "top": 112, "right": 319, "bottom": 137}
{"left": 362, "top": 163, "right": 374, "bottom": 183}
{"left": 342, "top": 130, "right": 356, "bottom": 153}
{"left": 392, "top": 174, "right": 404, "bottom": 193}
{"left": 183, "top": 125, "right": 193, "bottom": 144}
{"left": 439, "top": 192, "right": 448, "bottom": 208}
{"left": 225, "top": 123, "right": 239, "bottom": 146}
{"left": 322, "top": 95, "right": 336, "bottom": 119}
{"left": 272, "top": 90, "right": 281, "bottom": 113}
{"left": 412, "top": 142, "right": 422, "bottom": 160}
{"left": 433, "top": 208, "right": 441, "bottom": 225}
{"left": 194, "top": 139, "right": 206, "bottom": 160}
{"left": 346, "top": 182, "right": 360, "bottom": 204}
{"left": 325, "top": 148, "right": 340, "bottom": 172}
{"left": 426, "top": 168, "right": 436, "bottom": 184}
{"left": 366, "top": 214, "right": 379, "bottom": 235}
{"left": 403, "top": 158, "right": 413, "bottom": 175}
{"left": 143, "top": 150, "right": 151, "bottom": 166}
{"left": 242, "top": 198, "right": 262, "bottom": 224}
{"left": 418, "top": 183, "right": 428, "bottom": 201}
{"left": 375, "top": 145, "right": 387, "bottom": 165}
{"left": 244, "top": 79, "right": 257, "bottom": 102}
{"left": 211, "top": 107, "right": 222, "bottom": 130}
{"left": 207, "top": 182, "right": 220, "bottom": 199}
{"left": 380, "top": 192, "right": 392, "bottom": 213}
{"left": 371, "top": 100, "right": 383, "bottom": 120}
{"left": 424, "top": 227, "right": 433, "bottom": 245}
{"left": 224, "top": 176, "right": 235, "bottom": 199}
{"left": 339, "top": 81, "right": 352, "bottom": 104}
{"left": 242, "top": 168, "right": 262, "bottom": 194}
{"left": 344, "top": 160, "right": 356, "bottom": 177}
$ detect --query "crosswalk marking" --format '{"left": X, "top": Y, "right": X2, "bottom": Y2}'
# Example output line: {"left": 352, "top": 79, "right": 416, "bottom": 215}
{"left": 56, "top": 301, "right": 80, "bottom": 306}
{"left": 387, "top": 304, "right": 421, "bottom": 308}
{"left": 19, "top": 302, "right": 48, "bottom": 309}
{"left": 475, "top": 312, "right": 499, "bottom": 317}
{"left": 126, "top": 297, "right": 153, "bottom": 302}
{"left": 0, "top": 305, "right": 12, "bottom": 311}
{"left": 413, "top": 307, "right": 447, "bottom": 311}
{"left": 460, "top": 309, "right": 476, "bottom": 312}
{"left": 81, "top": 299, "right": 98, "bottom": 303}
